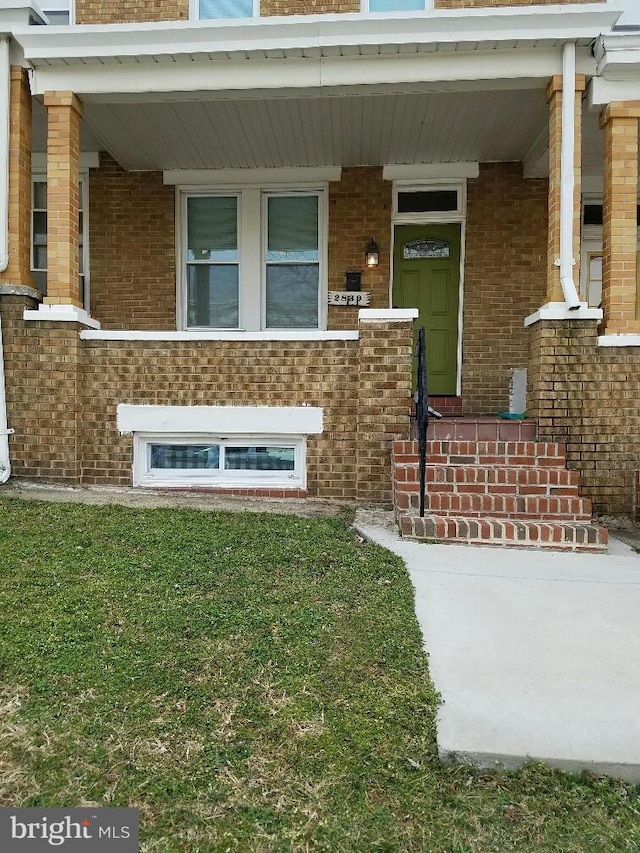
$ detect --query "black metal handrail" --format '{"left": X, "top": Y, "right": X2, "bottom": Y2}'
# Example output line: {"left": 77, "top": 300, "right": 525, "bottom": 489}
{"left": 415, "top": 326, "right": 428, "bottom": 517}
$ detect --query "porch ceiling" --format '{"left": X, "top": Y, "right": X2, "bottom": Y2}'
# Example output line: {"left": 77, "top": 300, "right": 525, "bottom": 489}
{"left": 33, "top": 87, "right": 551, "bottom": 172}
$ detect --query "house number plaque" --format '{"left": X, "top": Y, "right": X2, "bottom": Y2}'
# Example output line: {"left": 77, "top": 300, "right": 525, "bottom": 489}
{"left": 328, "top": 291, "right": 371, "bottom": 306}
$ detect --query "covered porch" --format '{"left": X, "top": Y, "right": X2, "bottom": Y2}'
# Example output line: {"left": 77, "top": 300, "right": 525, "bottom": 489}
{"left": 2, "top": 5, "right": 640, "bottom": 517}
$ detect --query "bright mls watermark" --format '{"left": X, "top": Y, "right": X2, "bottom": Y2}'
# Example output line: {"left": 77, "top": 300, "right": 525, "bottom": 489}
{"left": 0, "top": 808, "right": 138, "bottom": 851}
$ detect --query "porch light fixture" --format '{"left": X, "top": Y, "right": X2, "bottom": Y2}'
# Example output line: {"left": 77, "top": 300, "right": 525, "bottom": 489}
{"left": 365, "top": 237, "right": 379, "bottom": 268}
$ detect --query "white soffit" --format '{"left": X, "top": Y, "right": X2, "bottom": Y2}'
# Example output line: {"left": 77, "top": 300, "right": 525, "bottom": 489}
{"left": 76, "top": 89, "right": 549, "bottom": 171}
{"left": 117, "top": 405, "right": 323, "bottom": 435}
{"left": 164, "top": 167, "right": 342, "bottom": 185}
{"left": 383, "top": 162, "right": 479, "bottom": 181}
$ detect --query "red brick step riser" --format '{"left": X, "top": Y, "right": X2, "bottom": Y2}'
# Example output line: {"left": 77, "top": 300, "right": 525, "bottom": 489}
{"left": 394, "top": 440, "right": 566, "bottom": 468}
{"left": 399, "top": 515, "right": 608, "bottom": 552}
{"left": 394, "top": 464, "right": 581, "bottom": 495}
{"left": 394, "top": 491, "right": 591, "bottom": 520}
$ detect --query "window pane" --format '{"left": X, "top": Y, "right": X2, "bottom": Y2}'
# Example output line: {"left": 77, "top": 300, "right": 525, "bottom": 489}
{"left": 199, "top": 0, "right": 253, "bottom": 18}
{"left": 225, "top": 446, "right": 295, "bottom": 471}
{"left": 150, "top": 444, "right": 221, "bottom": 470}
{"left": 266, "top": 264, "right": 319, "bottom": 328}
{"left": 33, "top": 211, "right": 47, "bottom": 246}
{"left": 369, "top": 0, "right": 425, "bottom": 10}
{"left": 397, "top": 190, "right": 458, "bottom": 213}
{"left": 583, "top": 204, "right": 603, "bottom": 226}
{"left": 187, "top": 196, "right": 238, "bottom": 261}
{"left": 33, "top": 182, "right": 47, "bottom": 209}
{"left": 187, "top": 264, "right": 239, "bottom": 328}
{"left": 33, "top": 246, "right": 47, "bottom": 271}
{"left": 403, "top": 238, "right": 450, "bottom": 259}
{"left": 267, "top": 196, "right": 319, "bottom": 261}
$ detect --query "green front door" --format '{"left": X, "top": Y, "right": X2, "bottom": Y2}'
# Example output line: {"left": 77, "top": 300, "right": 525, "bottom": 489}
{"left": 392, "top": 223, "right": 461, "bottom": 395}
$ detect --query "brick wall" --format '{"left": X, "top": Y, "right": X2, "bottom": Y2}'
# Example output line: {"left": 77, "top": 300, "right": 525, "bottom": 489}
{"left": 75, "top": 0, "right": 187, "bottom": 24}
{"left": 328, "top": 167, "right": 392, "bottom": 330}
{"left": 87, "top": 162, "right": 390, "bottom": 331}
{"left": 260, "top": 0, "right": 358, "bottom": 13}
{"left": 1, "top": 297, "right": 83, "bottom": 482}
{"left": 81, "top": 338, "right": 361, "bottom": 497}
{"left": 528, "top": 319, "right": 640, "bottom": 517}
{"left": 88, "top": 155, "right": 177, "bottom": 330}
{"left": 1, "top": 298, "right": 413, "bottom": 501}
{"left": 462, "top": 163, "right": 548, "bottom": 415}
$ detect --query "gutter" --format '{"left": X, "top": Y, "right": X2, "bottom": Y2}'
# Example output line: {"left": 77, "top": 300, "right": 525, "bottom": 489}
{"left": 0, "top": 36, "right": 13, "bottom": 482}
{"left": 558, "top": 41, "right": 581, "bottom": 310}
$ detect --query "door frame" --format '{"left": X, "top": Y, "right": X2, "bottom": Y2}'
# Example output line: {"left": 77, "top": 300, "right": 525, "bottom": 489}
{"left": 389, "top": 179, "right": 467, "bottom": 397}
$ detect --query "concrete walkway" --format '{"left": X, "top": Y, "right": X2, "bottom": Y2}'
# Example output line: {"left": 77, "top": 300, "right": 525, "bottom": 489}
{"left": 355, "top": 512, "right": 640, "bottom": 782}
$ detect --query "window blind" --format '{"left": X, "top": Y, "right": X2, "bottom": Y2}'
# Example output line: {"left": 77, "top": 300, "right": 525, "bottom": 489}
{"left": 199, "top": 0, "right": 253, "bottom": 19}
{"left": 187, "top": 196, "right": 237, "bottom": 258}
{"left": 267, "top": 195, "right": 318, "bottom": 260}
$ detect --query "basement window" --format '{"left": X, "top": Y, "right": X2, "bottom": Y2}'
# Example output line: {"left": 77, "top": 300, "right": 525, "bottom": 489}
{"left": 134, "top": 434, "right": 305, "bottom": 489}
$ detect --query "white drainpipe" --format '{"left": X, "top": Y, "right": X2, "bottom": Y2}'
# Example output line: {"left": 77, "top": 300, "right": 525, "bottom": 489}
{"left": 558, "top": 41, "right": 582, "bottom": 310}
{"left": 0, "top": 36, "right": 13, "bottom": 483}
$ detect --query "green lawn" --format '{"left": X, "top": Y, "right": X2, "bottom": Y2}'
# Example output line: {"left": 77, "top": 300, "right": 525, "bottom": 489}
{"left": 0, "top": 498, "right": 637, "bottom": 852}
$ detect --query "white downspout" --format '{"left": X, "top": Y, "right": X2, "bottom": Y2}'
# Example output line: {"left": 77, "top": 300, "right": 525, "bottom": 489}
{"left": 558, "top": 41, "right": 582, "bottom": 310}
{"left": 0, "top": 36, "right": 13, "bottom": 482}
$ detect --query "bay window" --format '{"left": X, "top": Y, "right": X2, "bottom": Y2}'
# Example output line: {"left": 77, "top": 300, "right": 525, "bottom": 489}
{"left": 181, "top": 187, "right": 326, "bottom": 331}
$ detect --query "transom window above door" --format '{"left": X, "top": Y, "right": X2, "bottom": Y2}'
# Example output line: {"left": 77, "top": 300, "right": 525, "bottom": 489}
{"left": 181, "top": 188, "right": 325, "bottom": 331}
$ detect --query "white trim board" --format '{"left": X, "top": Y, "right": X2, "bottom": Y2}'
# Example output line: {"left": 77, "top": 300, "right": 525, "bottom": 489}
{"left": 598, "top": 335, "right": 640, "bottom": 348}
{"left": 384, "top": 163, "right": 479, "bottom": 181}
{"left": 117, "top": 404, "right": 324, "bottom": 435}
{"left": 31, "top": 152, "right": 100, "bottom": 170}
{"left": 164, "top": 167, "right": 342, "bottom": 185}
{"left": 523, "top": 303, "right": 603, "bottom": 326}
{"left": 80, "top": 329, "right": 359, "bottom": 341}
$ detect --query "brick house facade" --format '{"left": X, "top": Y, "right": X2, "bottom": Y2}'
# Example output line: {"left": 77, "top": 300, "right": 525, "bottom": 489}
{"left": 0, "top": 0, "right": 638, "bottom": 518}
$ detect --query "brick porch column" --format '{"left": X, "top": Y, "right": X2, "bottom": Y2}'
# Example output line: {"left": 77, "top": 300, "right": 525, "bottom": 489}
{"left": 546, "top": 73, "right": 586, "bottom": 304}
{"left": 600, "top": 102, "right": 640, "bottom": 334}
{"left": 356, "top": 309, "right": 415, "bottom": 504}
{"left": 43, "top": 91, "right": 83, "bottom": 308}
{"left": 0, "top": 67, "right": 36, "bottom": 292}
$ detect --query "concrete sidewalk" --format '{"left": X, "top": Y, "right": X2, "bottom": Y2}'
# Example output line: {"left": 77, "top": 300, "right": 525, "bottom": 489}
{"left": 356, "top": 513, "right": 640, "bottom": 782}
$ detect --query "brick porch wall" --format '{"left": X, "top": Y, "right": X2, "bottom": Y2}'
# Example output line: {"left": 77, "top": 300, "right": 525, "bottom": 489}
{"left": 2, "top": 296, "right": 83, "bottom": 482}
{"left": 462, "top": 163, "right": 548, "bottom": 415}
{"left": 528, "top": 319, "right": 640, "bottom": 517}
{"left": 1, "top": 298, "right": 413, "bottom": 502}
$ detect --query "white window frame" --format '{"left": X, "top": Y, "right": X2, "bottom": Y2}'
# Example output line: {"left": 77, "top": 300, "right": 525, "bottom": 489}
{"left": 31, "top": 172, "right": 90, "bottom": 313}
{"left": 392, "top": 180, "right": 466, "bottom": 223}
{"left": 580, "top": 195, "right": 640, "bottom": 308}
{"left": 177, "top": 185, "right": 328, "bottom": 332}
{"left": 189, "top": 0, "right": 259, "bottom": 20}
{"left": 38, "top": 0, "right": 74, "bottom": 25}
{"left": 133, "top": 432, "right": 306, "bottom": 489}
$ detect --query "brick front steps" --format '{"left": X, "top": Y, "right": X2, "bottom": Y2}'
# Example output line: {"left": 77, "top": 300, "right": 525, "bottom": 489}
{"left": 393, "top": 437, "right": 607, "bottom": 552}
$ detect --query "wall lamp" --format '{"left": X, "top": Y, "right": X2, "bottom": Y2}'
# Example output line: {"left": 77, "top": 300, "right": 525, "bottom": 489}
{"left": 365, "top": 237, "right": 379, "bottom": 268}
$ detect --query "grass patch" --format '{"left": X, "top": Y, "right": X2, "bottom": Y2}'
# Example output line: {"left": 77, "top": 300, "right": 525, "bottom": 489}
{"left": 0, "top": 498, "right": 638, "bottom": 852}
